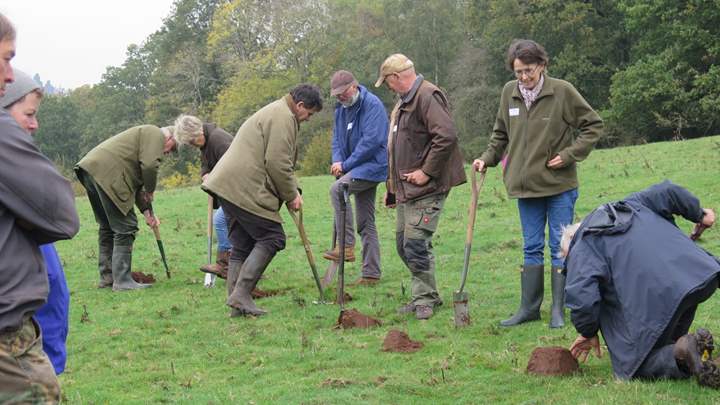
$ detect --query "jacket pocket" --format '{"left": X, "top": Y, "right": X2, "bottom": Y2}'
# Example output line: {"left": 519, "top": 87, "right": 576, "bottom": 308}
{"left": 257, "top": 175, "right": 282, "bottom": 212}
{"left": 110, "top": 173, "right": 133, "bottom": 202}
{"left": 400, "top": 169, "right": 438, "bottom": 201}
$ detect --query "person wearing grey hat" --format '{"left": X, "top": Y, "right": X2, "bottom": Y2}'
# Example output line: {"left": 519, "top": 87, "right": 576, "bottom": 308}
{"left": 1, "top": 68, "right": 71, "bottom": 378}
{"left": 0, "top": 12, "right": 79, "bottom": 404}
{"left": 323, "top": 70, "right": 388, "bottom": 286}
{"left": 376, "top": 53, "right": 466, "bottom": 320}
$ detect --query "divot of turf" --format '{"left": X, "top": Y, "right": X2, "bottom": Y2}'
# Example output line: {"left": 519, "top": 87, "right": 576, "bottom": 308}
{"left": 382, "top": 329, "right": 423, "bottom": 353}
{"left": 335, "top": 309, "right": 381, "bottom": 329}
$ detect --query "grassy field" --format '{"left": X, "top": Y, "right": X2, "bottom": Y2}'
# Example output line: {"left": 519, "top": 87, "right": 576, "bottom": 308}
{"left": 56, "top": 136, "right": 720, "bottom": 404}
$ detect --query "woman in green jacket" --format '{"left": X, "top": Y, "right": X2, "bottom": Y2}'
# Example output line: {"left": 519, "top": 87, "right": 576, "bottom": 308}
{"left": 473, "top": 39, "right": 603, "bottom": 328}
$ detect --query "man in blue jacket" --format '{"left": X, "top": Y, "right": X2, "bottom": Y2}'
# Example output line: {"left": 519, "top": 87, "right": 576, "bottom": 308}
{"left": 562, "top": 181, "right": 720, "bottom": 387}
{"left": 323, "top": 70, "right": 389, "bottom": 285}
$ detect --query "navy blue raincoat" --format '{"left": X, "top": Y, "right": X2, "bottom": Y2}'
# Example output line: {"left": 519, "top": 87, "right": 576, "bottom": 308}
{"left": 331, "top": 85, "right": 388, "bottom": 182}
{"left": 565, "top": 181, "right": 720, "bottom": 379}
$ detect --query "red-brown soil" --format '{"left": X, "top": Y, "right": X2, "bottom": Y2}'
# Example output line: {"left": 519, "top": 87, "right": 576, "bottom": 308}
{"left": 526, "top": 346, "right": 579, "bottom": 376}
{"left": 382, "top": 329, "right": 423, "bottom": 353}
{"left": 251, "top": 288, "right": 277, "bottom": 299}
{"left": 336, "top": 309, "right": 381, "bottom": 329}
{"left": 131, "top": 272, "right": 156, "bottom": 284}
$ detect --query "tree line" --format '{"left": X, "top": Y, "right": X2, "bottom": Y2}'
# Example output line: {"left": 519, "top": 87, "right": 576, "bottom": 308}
{"left": 33, "top": 0, "right": 720, "bottom": 178}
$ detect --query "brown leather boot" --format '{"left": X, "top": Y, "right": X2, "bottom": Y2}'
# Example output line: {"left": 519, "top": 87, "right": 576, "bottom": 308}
{"left": 322, "top": 245, "right": 355, "bottom": 262}
{"left": 200, "top": 249, "right": 230, "bottom": 279}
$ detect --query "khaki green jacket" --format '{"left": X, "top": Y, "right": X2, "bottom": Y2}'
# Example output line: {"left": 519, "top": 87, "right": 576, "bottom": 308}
{"left": 203, "top": 96, "right": 299, "bottom": 223}
{"left": 76, "top": 125, "right": 165, "bottom": 215}
{"left": 479, "top": 76, "right": 603, "bottom": 198}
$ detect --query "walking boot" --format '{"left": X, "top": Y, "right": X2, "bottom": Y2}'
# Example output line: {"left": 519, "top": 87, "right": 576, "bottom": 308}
{"left": 227, "top": 247, "right": 274, "bottom": 316}
{"left": 111, "top": 245, "right": 151, "bottom": 291}
{"left": 549, "top": 267, "right": 566, "bottom": 328}
{"left": 97, "top": 239, "right": 114, "bottom": 288}
{"left": 322, "top": 245, "right": 355, "bottom": 262}
{"left": 500, "top": 264, "right": 544, "bottom": 327}
{"left": 200, "top": 249, "right": 230, "bottom": 279}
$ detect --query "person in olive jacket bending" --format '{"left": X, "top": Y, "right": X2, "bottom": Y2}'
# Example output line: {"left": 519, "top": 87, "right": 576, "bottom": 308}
{"left": 203, "top": 84, "right": 323, "bottom": 317}
{"left": 75, "top": 125, "right": 178, "bottom": 291}
{"left": 473, "top": 39, "right": 603, "bottom": 328}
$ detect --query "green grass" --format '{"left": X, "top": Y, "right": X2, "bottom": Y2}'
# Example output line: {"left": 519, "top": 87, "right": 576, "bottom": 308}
{"left": 57, "top": 136, "right": 720, "bottom": 404}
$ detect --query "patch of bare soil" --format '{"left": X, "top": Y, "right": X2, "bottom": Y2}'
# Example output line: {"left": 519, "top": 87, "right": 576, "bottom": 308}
{"left": 526, "top": 346, "right": 579, "bottom": 376}
{"left": 251, "top": 288, "right": 278, "bottom": 299}
{"left": 336, "top": 309, "right": 381, "bottom": 329}
{"left": 131, "top": 272, "right": 156, "bottom": 284}
{"left": 382, "top": 329, "right": 423, "bottom": 353}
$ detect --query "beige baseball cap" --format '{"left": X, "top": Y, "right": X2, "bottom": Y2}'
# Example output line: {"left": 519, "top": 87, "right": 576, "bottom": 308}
{"left": 374, "top": 53, "right": 414, "bottom": 87}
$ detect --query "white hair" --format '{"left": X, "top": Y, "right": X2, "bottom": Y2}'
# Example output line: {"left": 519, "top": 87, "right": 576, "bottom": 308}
{"left": 172, "top": 114, "right": 203, "bottom": 146}
{"left": 560, "top": 222, "right": 581, "bottom": 258}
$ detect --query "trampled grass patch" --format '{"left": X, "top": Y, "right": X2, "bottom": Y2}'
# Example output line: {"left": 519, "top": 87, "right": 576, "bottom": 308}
{"left": 58, "top": 136, "right": 720, "bottom": 404}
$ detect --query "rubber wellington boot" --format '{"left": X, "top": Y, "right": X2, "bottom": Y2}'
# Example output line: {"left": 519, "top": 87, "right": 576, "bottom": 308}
{"left": 500, "top": 264, "right": 544, "bottom": 327}
{"left": 549, "top": 267, "right": 566, "bottom": 328}
{"left": 227, "top": 247, "right": 274, "bottom": 316}
{"left": 97, "top": 239, "right": 114, "bottom": 288}
{"left": 226, "top": 259, "right": 244, "bottom": 317}
{"left": 111, "top": 245, "right": 151, "bottom": 291}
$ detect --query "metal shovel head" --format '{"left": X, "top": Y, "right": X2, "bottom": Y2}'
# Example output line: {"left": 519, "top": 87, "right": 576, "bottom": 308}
{"left": 453, "top": 290, "right": 470, "bottom": 327}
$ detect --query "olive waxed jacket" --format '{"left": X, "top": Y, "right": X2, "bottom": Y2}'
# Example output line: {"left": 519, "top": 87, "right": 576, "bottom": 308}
{"left": 76, "top": 125, "right": 165, "bottom": 215}
{"left": 202, "top": 96, "right": 299, "bottom": 224}
{"left": 479, "top": 76, "right": 603, "bottom": 198}
{"left": 389, "top": 80, "right": 466, "bottom": 203}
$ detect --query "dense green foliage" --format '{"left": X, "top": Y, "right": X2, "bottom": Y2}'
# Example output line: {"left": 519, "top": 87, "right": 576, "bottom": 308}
{"left": 34, "top": 0, "right": 720, "bottom": 176}
{"left": 59, "top": 136, "right": 720, "bottom": 403}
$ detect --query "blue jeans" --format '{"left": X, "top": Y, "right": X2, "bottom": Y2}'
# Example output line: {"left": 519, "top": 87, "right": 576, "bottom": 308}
{"left": 517, "top": 188, "right": 578, "bottom": 268}
{"left": 214, "top": 207, "right": 232, "bottom": 252}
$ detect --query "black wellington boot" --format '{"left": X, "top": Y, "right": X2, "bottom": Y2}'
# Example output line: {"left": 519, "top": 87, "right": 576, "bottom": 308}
{"left": 549, "top": 267, "right": 566, "bottom": 328}
{"left": 500, "top": 264, "right": 544, "bottom": 327}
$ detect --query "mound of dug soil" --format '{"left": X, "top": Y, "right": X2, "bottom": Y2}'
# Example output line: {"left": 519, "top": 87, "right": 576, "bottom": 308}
{"left": 382, "top": 329, "right": 423, "bottom": 353}
{"left": 336, "top": 309, "right": 381, "bottom": 329}
{"left": 131, "top": 272, "right": 156, "bottom": 284}
{"left": 251, "top": 288, "right": 278, "bottom": 299}
{"left": 526, "top": 346, "right": 579, "bottom": 376}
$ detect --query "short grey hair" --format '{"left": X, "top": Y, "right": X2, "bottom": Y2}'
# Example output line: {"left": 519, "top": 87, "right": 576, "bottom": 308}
{"left": 172, "top": 114, "right": 204, "bottom": 146}
{"left": 560, "top": 222, "right": 581, "bottom": 258}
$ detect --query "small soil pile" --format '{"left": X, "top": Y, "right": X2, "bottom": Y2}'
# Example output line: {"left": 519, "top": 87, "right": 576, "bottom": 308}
{"left": 131, "top": 272, "right": 156, "bottom": 284}
{"left": 526, "top": 346, "right": 579, "bottom": 376}
{"left": 251, "top": 288, "right": 277, "bottom": 299}
{"left": 336, "top": 309, "right": 381, "bottom": 329}
{"left": 382, "top": 329, "right": 423, "bottom": 353}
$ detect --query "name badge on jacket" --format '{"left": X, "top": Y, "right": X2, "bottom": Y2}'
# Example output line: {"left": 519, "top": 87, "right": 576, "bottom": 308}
{"left": 509, "top": 108, "right": 520, "bottom": 117}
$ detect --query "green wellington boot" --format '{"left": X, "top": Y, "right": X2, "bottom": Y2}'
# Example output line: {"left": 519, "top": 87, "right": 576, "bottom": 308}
{"left": 500, "top": 264, "right": 544, "bottom": 327}
{"left": 111, "top": 245, "right": 151, "bottom": 291}
{"left": 549, "top": 267, "right": 566, "bottom": 328}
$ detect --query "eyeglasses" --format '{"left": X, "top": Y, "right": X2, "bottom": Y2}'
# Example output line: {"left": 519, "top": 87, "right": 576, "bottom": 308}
{"left": 514, "top": 64, "right": 541, "bottom": 78}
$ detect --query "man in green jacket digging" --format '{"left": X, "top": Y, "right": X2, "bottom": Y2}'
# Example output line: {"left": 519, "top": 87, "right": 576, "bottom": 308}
{"left": 75, "top": 125, "right": 178, "bottom": 291}
{"left": 203, "top": 84, "right": 323, "bottom": 317}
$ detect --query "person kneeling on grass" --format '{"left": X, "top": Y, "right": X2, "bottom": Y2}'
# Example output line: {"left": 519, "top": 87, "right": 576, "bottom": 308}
{"left": 562, "top": 180, "right": 720, "bottom": 387}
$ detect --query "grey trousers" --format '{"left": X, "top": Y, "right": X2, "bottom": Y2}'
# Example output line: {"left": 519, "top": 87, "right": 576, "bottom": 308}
{"left": 330, "top": 174, "right": 381, "bottom": 279}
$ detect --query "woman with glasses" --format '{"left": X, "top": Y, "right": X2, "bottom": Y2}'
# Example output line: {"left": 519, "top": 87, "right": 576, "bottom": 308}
{"left": 472, "top": 39, "right": 603, "bottom": 329}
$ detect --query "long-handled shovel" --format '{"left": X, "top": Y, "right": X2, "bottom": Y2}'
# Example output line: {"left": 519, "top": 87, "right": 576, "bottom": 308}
{"left": 321, "top": 176, "right": 342, "bottom": 288}
{"left": 453, "top": 170, "right": 484, "bottom": 327}
{"left": 151, "top": 223, "right": 171, "bottom": 279}
{"left": 337, "top": 183, "right": 350, "bottom": 311}
{"left": 287, "top": 206, "right": 326, "bottom": 303}
{"left": 321, "top": 223, "right": 339, "bottom": 288}
{"left": 204, "top": 196, "right": 216, "bottom": 287}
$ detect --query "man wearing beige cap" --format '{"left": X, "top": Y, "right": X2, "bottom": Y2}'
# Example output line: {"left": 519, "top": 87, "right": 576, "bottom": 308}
{"left": 376, "top": 53, "right": 466, "bottom": 320}
{"left": 324, "top": 70, "right": 388, "bottom": 286}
